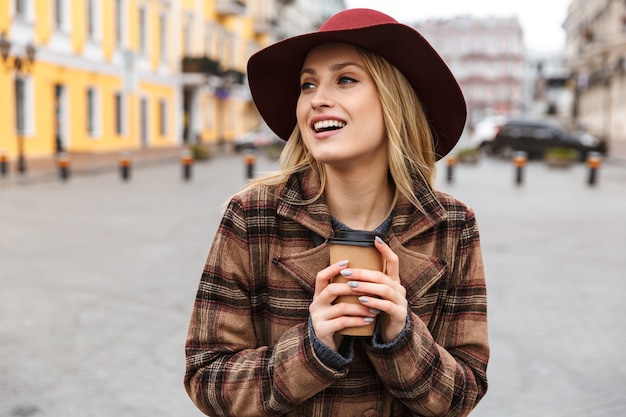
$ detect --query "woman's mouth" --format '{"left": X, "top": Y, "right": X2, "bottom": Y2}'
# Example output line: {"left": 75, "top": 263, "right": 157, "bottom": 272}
{"left": 313, "top": 120, "right": 346, "bottom": 133}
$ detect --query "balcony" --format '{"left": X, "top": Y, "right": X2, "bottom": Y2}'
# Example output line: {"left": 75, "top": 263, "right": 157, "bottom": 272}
{"left": 181, "top": 56, "right": 245, "bottom": 86}
{"left": 181, "top": 56, "right": 222, "bottom": 76}
{"left": 216, "top": 0, "right": 246, "bottom": 16}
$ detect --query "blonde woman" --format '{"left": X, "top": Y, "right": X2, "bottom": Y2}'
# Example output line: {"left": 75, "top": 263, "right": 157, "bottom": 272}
{"left": 185, "top": 8, "right": 489, "bottom": 417}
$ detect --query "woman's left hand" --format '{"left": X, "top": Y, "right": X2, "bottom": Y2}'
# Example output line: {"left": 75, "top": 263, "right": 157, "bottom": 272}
{"left": 344, "top": 237, "right": 408, "bottom": 343}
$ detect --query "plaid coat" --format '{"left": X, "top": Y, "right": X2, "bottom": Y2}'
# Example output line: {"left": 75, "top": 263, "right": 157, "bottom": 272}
{"left": 185, "top": 168, "right": 489, "bottom": 417}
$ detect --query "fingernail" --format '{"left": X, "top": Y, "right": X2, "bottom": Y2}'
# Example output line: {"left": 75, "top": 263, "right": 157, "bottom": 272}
{"left": 338, "top": 260, "right": 349, "bottom": 267}
{"left": 375, "top": 236, "right": 384, "bottom": 244}
{"left": 340, "top": 269, "right": 352, "bottom": 277}
{"left": 347, "top": 281, "right": 358, "bottom": 288}
{"left": 358, "top": 296, "right": 369, "bottom": 303}
{"left": 363, "top": 317, "right": 375, "bottom": 323}
{"left": 369, "top": 308, "right": 381, "bottom": 315}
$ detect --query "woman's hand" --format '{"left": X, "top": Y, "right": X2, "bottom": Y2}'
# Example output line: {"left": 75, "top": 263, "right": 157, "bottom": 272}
{"left": 309, "top": 237, "right": 407, "bottom": 349}
{"left": 343, "top": 237, "right": 407, "bottom": 343}
{"left": 310, "top": 260, "right": 379, "bottom": 351}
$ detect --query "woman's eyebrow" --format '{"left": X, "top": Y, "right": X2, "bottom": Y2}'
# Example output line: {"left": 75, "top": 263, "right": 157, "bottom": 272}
{"left": 300, "top": 62, "right": 366, "bottom": 77}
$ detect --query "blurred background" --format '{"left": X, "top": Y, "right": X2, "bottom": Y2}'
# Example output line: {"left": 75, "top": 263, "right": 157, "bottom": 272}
{"left": 0, "top": 0, "right": 625, "bottom": 170}
{"left": 1, "top": 1, "right": 625, "bottom": 417}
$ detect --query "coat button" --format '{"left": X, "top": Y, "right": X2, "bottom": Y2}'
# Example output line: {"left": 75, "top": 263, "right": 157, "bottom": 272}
{"left": 362, "top": 410, "right": 380, "bottom": 417}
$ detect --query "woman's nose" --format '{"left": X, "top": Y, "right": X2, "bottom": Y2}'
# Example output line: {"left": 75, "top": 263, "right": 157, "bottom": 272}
{"left": 310, "top": 84, "right": 334, "bottom": 109}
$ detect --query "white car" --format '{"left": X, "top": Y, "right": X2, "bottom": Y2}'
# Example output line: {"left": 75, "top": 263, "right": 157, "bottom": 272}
{"left": 468, "top": 115, "right": 508, "bottom": 153}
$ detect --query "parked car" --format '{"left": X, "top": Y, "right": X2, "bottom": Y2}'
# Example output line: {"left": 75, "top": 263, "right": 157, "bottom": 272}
{"left": 233, "top": 127, "right": 283, "bottom": 153}
{"left": 491, "top": 118, "right": 607, "bottom": 160}
{"left": 468, "top": 115, "right": 508, "bottom": 153}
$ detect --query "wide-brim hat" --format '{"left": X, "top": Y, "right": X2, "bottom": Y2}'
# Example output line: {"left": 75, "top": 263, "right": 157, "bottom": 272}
{"left": 247, "top": 8, "right": 467, "bottom": 160}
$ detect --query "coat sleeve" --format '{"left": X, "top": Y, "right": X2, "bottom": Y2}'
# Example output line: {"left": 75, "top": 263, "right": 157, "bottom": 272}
{"left": 184, "top": 195, "right": 347, "bottom": 417}
{"left": 363, "top": 206, "right": 489, "bottom": 417}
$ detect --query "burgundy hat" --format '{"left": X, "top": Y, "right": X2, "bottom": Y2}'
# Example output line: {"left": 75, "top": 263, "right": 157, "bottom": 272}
{"left": 247, "top": 8, "right": 466, "bottom": 160}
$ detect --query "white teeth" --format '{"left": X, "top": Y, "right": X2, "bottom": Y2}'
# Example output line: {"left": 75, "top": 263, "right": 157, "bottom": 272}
{"left": 313, "top": 120, "right": 346, "bottom": 132}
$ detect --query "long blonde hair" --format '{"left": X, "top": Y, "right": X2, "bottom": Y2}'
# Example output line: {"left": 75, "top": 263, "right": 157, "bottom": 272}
{"left": 244, "top": 46, "right": 437, "bottom": 208}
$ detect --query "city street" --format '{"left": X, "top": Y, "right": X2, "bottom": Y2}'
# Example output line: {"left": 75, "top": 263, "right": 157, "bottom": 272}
{"left": 1, "top": 154, "right": 625, "bottom": 417}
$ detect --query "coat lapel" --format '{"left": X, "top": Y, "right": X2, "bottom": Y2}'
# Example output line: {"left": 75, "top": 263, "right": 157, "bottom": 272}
{"left": 273, "top": 168, "right": 448, "bottom": 300}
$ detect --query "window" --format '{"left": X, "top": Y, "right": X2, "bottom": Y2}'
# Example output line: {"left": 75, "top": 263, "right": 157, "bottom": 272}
{"left": 159, "top": 99, "right": 167, "bottom": 136}
{"left": 86, "top": 87, "right": 100, "bottom": 137}
{"left": 14, "top": 77, "right": 33, "bottom": 135}
{"left": 15, "top": 0, "right": 26, "bottom": 18}
{"left": 139, "top": 6, "right": 147, "bottom": 54}
{"left": 51, "top": 0, "right": 71, "bottom": 33}
{"left": 15, "top": 78, "right": 25, "bottom": 134}
{"left": 53, "top": 0, "right": 63, "bottom": 28}
{"left": 114, "top": 92, "right": 124, "bottom": 135}
{"left": 86, "top": 0, "right": 95, "bottom": 39}
{"left": 159, "top": 14, "right": 167, "bottom": 61}
{"left": 183, "top": 22, "right": 191, "bottom": 56}
{"left": 114, "top": 0, "right": 123, "bottom": 45}
{"left": 87, "top": 88, "right": 95, "bottom": 135}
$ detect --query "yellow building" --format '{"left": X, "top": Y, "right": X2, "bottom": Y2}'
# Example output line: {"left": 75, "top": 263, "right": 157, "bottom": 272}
{"left": 0, "top": 0, "right": 272, "bottom": 173}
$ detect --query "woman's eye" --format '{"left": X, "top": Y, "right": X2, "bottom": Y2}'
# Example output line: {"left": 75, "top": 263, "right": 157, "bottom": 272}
{"left": 338, "top": 76, "right": 357, "bottom": 84}
{"left": 300, "top": 82, "right": 315, "bottom": 91}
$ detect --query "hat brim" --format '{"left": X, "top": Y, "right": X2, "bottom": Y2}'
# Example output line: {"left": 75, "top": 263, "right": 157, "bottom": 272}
{"left": 247, "top": 23, "right": 466, "bottom": 160}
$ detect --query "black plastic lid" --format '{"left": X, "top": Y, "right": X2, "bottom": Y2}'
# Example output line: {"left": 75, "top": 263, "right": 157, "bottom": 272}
{"left": 327, "top": 230, "right": 381, "bottom": 247}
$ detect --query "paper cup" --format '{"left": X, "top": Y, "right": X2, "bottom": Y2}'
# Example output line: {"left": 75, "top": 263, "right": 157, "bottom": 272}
{"left": 328, "top": 230, "right": 384, "bottom": 336}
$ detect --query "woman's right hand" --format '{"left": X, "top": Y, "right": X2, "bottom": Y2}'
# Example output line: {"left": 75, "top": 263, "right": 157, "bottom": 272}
{"left": 309, "top": 260, "right": 378, "bottom": 351}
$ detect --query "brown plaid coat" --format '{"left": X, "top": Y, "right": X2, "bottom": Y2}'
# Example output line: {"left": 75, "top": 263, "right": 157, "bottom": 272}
{"left": 185, "top": 168, "right": 489, "bottom": 417}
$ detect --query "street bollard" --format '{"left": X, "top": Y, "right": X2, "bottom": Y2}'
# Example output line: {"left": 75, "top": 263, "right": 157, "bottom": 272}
{"left": 0, "top": 151, "right": 8, "bottom": 177}
{"left": 245, "top": 153, "right": 256, "bottom": 180}
{"left": 181, "top": 149, "right": 193, "bottom": 181}
{"left": 512, "top": 151, "right": 528, "bottom": 186}
{"left": 56, "top": 152, "right": 71, "bottom": 181}
{"left": 586, "top": 152, "right": 602, "bottom": 187}
{"left": 119, "top": 151, "right": 132, "bottom": 181}
{"left": 446, "top": 156, "right": 457, "bottom": 184}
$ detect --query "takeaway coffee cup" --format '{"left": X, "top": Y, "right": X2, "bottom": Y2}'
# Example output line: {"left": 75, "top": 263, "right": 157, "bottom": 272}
{"left": 328, "top": 230, "right": 384, "bottom": 336}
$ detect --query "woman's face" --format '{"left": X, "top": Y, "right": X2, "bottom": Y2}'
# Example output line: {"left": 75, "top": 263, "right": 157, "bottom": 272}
{"left": 296, "top": 43, "right": 387, "bottom": 169}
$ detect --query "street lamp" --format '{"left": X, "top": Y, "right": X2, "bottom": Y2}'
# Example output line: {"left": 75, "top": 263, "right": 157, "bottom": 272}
{"left": 0, "top": 31, "right": 37, "bottom": 175}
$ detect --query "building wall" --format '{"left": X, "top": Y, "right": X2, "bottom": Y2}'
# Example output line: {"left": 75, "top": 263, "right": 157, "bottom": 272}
{"left": 0, "top": 0, "right": 346, "bottom": 162}
{"left": 564, "top": 0, "right": 626, "bottom": 157}
{"left": 0, "top": 0, "right": 183, "bottom": 161}
{"left": 414, "top": 16, "right": 525, "bottom": 126}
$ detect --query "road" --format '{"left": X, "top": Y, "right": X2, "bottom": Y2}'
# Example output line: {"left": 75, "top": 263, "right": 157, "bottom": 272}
{"left": 1, "top": 154, "right": 625, "bottom": 416}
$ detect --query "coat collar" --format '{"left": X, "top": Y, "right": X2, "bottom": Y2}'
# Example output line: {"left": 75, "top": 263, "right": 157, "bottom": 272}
{"left": 273, "top": 168, "right": 448, "bottom": 301}
{"left": 275, "top": 168, "right": 448, "bottom": 242}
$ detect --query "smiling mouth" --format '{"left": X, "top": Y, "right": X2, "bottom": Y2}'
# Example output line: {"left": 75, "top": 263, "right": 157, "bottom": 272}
{"left": 313, "top": 120, "right": 346, "bottom": 133}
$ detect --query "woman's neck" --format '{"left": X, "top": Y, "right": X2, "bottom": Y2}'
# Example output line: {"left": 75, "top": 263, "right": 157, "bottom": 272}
{"left": 324, "top": 167, "right": 395, "bottom": 231}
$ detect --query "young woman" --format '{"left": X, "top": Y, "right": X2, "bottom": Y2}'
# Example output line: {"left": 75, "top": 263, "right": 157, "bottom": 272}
{"left": 185, "top": 8, "right": 489, "bottom": 417}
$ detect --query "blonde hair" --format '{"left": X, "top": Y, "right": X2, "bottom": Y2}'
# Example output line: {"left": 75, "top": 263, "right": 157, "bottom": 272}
{"left": 243, "top": 46, "right": 437, "bottom": 208}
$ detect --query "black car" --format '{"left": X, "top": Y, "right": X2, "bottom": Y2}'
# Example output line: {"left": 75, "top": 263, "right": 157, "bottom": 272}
{"left": 491, "top": 118, "right": 607, "bottom": 160}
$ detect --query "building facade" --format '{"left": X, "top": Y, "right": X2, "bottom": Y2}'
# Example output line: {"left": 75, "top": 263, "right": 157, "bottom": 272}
{"left": 524, "top": 51, "right": 573, "bottom": 121}
{"left": 0, "top": 0, "right": 345, "bottom": 172}
{"left": 414, "top": 16, "right": 525, "bottom": 126}
{"left": 0, "top": 0, "right": 186, "bottom": 165}
{"left": 563, "top": 0, "right": 626, "bottom": 157}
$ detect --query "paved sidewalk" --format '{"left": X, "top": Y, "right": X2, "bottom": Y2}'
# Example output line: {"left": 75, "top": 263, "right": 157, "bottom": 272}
{"left": 0, "top": 146, "right": 201, "bottom": 184}
{"left": 1, "top": 154, "right": 625, "bottom": 417}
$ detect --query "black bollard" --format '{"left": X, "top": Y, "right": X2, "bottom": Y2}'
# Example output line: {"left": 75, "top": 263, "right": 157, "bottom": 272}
{"left": 245, "top": 153, "right": 256, "bottom": 180}
{"left": 586, "top": 152, "right": 602, "bottom": 187}
{"left": 513, "top": 151, "right": 527, "bottom": 186}
{"left": 0, "top": 152, "right": 8, "bottom": 177}
{"left": 119, "top": 152, "right": 132, "bottom": 181}
{"left": 57, "top": 152, "right": 71, "bottom": 181}
{"left": 182, "top": 150, "right": 193, "bottom": 181}
{"left": 446, "top": 156, "right": 457, "bottom": 184}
